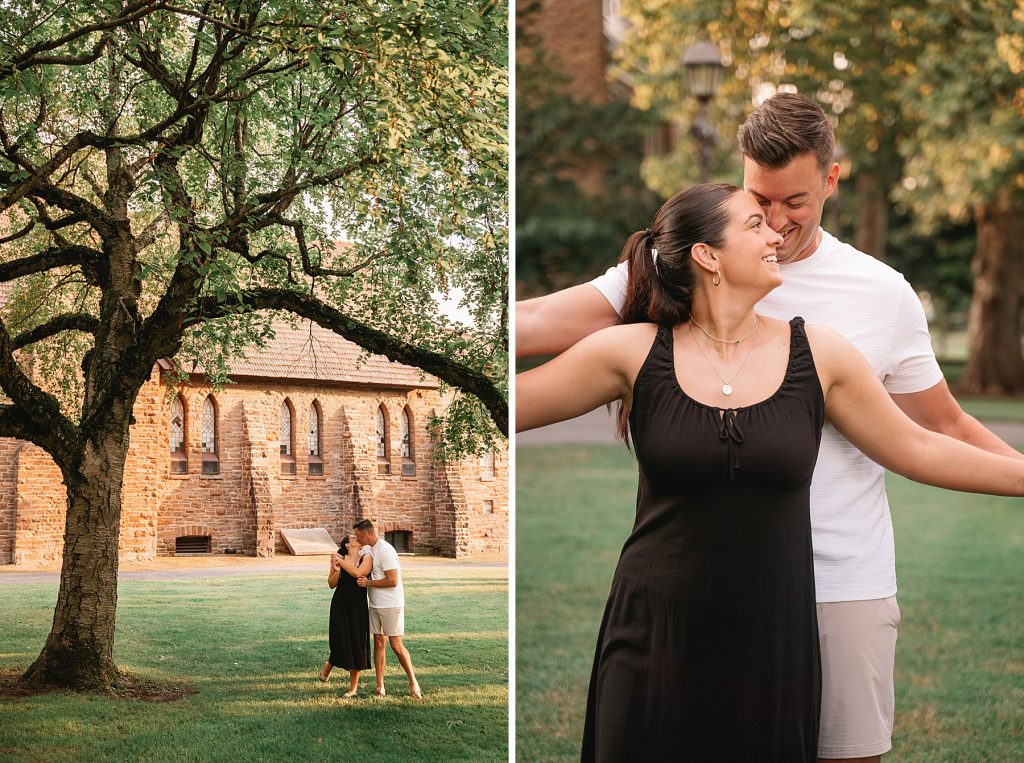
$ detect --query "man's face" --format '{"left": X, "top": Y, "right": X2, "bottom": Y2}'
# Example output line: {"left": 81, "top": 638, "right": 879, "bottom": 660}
{"left": 742, "top": 153, "right": 839, "bottom": 265}
{"left": 354, "top": 528, "right": 368, "bottom": 546}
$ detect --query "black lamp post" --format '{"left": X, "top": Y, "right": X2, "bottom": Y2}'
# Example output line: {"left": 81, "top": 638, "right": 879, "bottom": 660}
{"left": 683, "top": 41, "right": 725, "bottom": 183}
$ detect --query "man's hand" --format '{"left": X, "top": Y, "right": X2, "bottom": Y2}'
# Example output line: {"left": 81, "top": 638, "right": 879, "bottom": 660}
{"left": 357, "top": 576, "right": 369, "bottom": 588}
{"left": 330, "top": 553, "right": 342, "bottom": 569}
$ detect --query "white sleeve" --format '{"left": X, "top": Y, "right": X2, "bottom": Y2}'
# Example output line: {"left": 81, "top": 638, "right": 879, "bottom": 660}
{"left": 378, "top": 543, "right": 400, "bottom": 572}
{"left": 359, "top": 545, "right": 372, "bottom": 559}
{"left": 588, "top": 261, "right": 630, "bottom": 316}
{"left": 881, "top": 278, "right": 945, "bottom": 394}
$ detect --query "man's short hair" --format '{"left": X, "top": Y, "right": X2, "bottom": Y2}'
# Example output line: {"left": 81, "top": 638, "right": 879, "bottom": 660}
{"left": 353, "top": 519, "right": 375, "bottom": 532}
{"left": 737, "top": 92, "right": 834, "bottom": 174}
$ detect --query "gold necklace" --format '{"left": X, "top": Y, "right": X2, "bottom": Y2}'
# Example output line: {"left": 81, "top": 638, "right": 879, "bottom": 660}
{"left": 689, "top": 316, "right": 760, "bottom": 345}
{"left": 688, "top": 320, "right": 761, "bottom": 396}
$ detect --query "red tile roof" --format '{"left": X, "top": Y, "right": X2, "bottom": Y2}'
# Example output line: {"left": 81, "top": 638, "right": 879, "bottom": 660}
{"left": 167, "top": 319, "right": 438, "bottom": 389}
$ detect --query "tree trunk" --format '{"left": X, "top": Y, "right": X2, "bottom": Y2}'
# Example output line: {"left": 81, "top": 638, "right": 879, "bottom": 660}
{"left": 19, "top": 427, "right": 130, "bottom": 693}
{"left": 958, "top": 188, "right": 1024, "bottom": 395}
{"left": 854, "top": 171, "right": 889, "bottom": 261}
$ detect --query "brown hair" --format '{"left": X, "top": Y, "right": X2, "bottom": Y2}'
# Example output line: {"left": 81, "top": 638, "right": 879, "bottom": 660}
{"left": 353, "top": 519, "right": 375, "bottom": 532}
{"left": 737, "top": 92, "right": 834, "bottom": 174}
{"left": 616, "top": 182, "right": 742, "bottom": 441}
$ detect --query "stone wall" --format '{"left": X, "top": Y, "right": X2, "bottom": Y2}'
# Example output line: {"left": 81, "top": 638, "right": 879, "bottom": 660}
{"left": 12, "top": 442, "right": 64, "bottom": 565}
{"left": 1, "top": 367, "right": 508, "bottom": 565}
{"left": 0, "top": 439, "right": 20, "bottom": 564}
{"left": 445, "top": 449, "right": 509, "bottom": 557}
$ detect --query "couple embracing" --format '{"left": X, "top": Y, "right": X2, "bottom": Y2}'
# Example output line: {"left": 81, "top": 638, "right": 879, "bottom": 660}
{"left": 320, "top": 518, "right": 422, "bottom": 700}
{"left": 518, "top": 93, "right": 1024, "bottom": 761}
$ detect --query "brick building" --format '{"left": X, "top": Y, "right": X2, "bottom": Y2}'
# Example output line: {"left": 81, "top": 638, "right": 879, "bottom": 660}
{"left": 0, "top": 320, "right": 508, "bottom": 566}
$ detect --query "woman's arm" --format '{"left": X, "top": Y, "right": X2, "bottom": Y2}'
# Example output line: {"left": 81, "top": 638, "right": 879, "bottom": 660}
{"left": 516, "top": 323, "right": 656, "bottom": 432}
{"left": 339, "top": 554, "right": 373, "bottom": 578}
{"left": 811, "top": 326, "right": 1024, "bottom": 496}
{"left": 328, "top": 555, "right": 342, "bottom": 589}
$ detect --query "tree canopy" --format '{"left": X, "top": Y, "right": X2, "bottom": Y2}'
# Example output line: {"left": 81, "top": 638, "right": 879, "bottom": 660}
{"left": 0, "top": 0, "right": 508, "bottom": 443}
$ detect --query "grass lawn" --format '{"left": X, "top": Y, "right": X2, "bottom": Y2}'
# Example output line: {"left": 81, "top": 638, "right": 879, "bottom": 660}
{"left": 956, "top": 396, "right": 1024, "bottom": 423}
{"left": 0, "top": 566, "right": 508, "bottom": 762}
{"left": 516, "top": 444, "right": 1024, "bottom": 762}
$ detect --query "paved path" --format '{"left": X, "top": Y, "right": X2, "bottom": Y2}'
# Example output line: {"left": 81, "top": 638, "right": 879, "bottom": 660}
{"left": 0, "top": 554, "right": 507, "bottom": 585}
{"left": 517, "top": 408, "right": 1024, "bottom": 448}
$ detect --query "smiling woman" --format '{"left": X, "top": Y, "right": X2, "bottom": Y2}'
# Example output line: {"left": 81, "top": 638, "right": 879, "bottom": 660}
{"left": 515, "top": 179, "right": 1024, "bottom": 761}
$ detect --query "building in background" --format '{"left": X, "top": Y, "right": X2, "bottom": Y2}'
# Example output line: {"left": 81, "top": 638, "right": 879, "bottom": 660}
{"left": 0, "top": 320, "right": 507, "bottom": 565}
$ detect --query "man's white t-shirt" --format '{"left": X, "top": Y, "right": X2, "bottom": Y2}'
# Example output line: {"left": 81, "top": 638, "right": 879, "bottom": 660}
{"left": 590, "top": 229, "right": 944, "bottom": 602}
{"left": 360, "top": 538, "right": 405, "bottom": 608}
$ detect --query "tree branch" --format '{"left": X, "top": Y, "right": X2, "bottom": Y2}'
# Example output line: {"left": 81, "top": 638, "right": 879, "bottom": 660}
{"left": 0, "top": 1, "right": 161, "bottom": 80}
{"left": 0, "top": 318, "right": 81, "bottom": 462}
{"left": 11, "top": 313, "right": 100, "bottom": 350}
{"left": 0, "top": 245, "right": 101, "bottom": 283}
{"left": 185, "top": 289, "right": 508, "bottom": 434}
{"left": 0, "top": 218, "right": 36, "bottom": 245}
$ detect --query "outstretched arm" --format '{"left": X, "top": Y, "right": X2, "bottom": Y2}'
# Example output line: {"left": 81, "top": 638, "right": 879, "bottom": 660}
{"left": 811, "top": 326, "right": 1024, "bottom": 496}
{"left": 516, "top": 323, "right": 654, "bottom": 432}
{"left": 516, "top": 285, "right": 620, "bottom": 357}
{"left": 891, "top": 381, "right": 1024, "bottom": 460}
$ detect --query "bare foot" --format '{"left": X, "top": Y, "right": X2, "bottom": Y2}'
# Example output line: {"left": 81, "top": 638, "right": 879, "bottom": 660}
{"left": 410, "top": 683, "right": 422, "bottom": 700}
{"left": 374, "top": 687, "right": 387, "bottom": 697}
{"left": 319, "top": 662, "right": 332, "bottom": 682}
{"left": 343, "top": 687, "right": 358, "bottom": 698}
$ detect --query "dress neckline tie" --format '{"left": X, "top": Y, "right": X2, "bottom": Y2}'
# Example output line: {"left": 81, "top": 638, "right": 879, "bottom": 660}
{"left": 719, "top": 408, "right": 744, "bottom": 482}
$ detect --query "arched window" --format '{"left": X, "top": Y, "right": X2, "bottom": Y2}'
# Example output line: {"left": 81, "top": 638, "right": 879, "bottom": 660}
{"left": 480, "top": 449, "right": 496, "bottom": 480}
{"left": 170, "top": 394, "right": 188, "bottom": 474}
{"left": 400, "top": 406, "right": 415, "bottom": 476}
{"left": 376, "top": 404, "right": 390, "bottom": 475}
{"left": 308, "top": 401, "right": 323, "bottom": 475}
{"left": 280, "top": 399, "right": 296, "bottom": 475}
{"left": 201, "top": 395, "right": 219, "bottom": 475}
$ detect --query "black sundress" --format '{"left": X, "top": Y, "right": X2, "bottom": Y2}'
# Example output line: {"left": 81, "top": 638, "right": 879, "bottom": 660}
{"left": 328, "top": 563, "right": 371, "bottom": 671}
{"left": 581, "top": 317, "right": 823, "bottom": 762}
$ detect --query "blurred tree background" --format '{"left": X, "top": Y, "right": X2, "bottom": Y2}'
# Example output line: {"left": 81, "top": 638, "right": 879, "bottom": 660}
{"left": 516, "top": 0, "right": 1023, "bottom": 394}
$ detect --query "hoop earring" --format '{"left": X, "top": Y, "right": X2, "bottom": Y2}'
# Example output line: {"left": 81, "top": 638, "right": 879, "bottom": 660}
{"left": 712, "top": 270, "right": 721, "bottom": 287}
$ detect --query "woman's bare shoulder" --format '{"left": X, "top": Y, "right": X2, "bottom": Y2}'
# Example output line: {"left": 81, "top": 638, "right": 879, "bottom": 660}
{"left": 802, "top": 321, "right": 851, "bottom": 356}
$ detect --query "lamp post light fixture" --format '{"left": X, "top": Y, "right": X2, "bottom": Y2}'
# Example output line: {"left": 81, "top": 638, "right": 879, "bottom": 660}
{"left": 683, "top": 41, "right": 725, "bottom": 183}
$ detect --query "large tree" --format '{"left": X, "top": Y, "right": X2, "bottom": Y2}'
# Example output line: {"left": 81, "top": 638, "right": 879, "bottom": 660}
{"left": 894, "top": 0, "right": 1024, "bottom": 394}
{"left": 0, "top": 0, "right": 507, "bottom": 693}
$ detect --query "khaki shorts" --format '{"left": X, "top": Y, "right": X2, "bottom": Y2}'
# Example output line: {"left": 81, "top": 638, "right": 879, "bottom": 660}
{"left": 816, "top": 596, "right": 901, "bottom": 759}
{"left": 368, "top": 606, "right": 404, "bottom": 637}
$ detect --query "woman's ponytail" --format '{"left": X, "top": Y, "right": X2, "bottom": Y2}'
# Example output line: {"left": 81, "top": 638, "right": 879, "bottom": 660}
{"left": 614, "top": 182, "right": 741, "bottom": 444}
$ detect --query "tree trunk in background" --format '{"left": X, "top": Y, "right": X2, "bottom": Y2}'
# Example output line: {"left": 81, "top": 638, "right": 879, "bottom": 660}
{"left": 854, "top": 171, "right": 889, "bottom": 261}
{"left": 20, "top": 428, "right": 130, "bottom": 693}
{"left": 959, "top": 187, "right": 1024, "bottom": 395}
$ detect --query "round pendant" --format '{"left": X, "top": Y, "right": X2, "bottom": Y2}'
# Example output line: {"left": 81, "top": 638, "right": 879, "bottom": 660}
{"left": 722, "top": 384, "right": 733, "bottom": 396}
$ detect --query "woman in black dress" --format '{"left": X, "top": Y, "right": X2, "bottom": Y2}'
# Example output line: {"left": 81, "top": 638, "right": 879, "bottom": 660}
{"left": 516, "top": 183, "right": 1024, "bottom": 761}
{"left": 320, "top": 533, "right": 372, "bottom": 697}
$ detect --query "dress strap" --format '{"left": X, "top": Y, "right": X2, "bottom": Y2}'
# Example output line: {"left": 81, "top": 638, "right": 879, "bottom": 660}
{"left": 786, "top": 315, "right": 825, "bottom": 420}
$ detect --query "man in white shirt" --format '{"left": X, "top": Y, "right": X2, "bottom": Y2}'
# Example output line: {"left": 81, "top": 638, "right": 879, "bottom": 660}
{"left": 517, "top": 93, "right": 1023, "bottom": 762}
{"left": 353, "top": 518, "right": 422, "bottom": 699}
